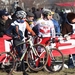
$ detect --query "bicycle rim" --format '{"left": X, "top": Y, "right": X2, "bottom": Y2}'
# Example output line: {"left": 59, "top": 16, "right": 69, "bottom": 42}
{"left": 0, "top": 52, "right": 15, "bottom": 75}
{"left": 44, "top": 48, "right": 64, "bottom": 72}
{"left": 27, "top": 44, "right": 48, "bottom": 71}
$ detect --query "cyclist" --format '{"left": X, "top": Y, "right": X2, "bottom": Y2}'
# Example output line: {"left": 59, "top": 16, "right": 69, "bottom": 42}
{"left": 6, "top": 10, "right": 36, "bottom": 75}
{"left": 35, "top": 9, "right": 55, "bottom": 46}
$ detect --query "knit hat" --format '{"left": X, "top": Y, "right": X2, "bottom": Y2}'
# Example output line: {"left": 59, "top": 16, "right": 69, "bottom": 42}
{"left": 67, "top": 12, "right": 75, "bottom": 23}
{"left": 27, "top": 12, "right": 34, "bottom": 17}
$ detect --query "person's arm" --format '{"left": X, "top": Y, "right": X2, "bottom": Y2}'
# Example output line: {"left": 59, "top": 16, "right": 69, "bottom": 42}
{"left": 53, "top": 19, "right": 60, "bottom": 35}
{"left": 26, "top": 21, "right": 36, "bottom": 36}
{"left": 15, "top": 25, "right": 20, "bottom": 39}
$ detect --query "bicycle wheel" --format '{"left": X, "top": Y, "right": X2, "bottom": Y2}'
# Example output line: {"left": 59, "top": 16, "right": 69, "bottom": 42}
{"left": 12, "top": 50, "right": 29, "bottom": 72}
{"left": 44, "top": 48, "right": 64, "bottom": 72}
{"left": 27, "top": 44, "right": 48, "bottom": 71}
{"left": 0, "top": 52, "right": 15, "bottom": 75}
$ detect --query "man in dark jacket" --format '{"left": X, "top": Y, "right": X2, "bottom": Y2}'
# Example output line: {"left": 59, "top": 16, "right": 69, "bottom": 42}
{"left": 61, "top": 13, "right": 75, "bottom": 36}
{"left": 61, "top": 12, "right": 75, "bottom": 68}
{"left": 0, "top": 9, "right": 9, "bottom": 37}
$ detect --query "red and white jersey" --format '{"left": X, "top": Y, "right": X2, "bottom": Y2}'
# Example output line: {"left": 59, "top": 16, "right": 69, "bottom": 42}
{"left": 36, "top": 19, "right": 55, "bottom": 38}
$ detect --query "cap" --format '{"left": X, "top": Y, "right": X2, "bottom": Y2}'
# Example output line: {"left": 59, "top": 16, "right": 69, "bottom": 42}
{"left": 0, "top": 10, "right": 9, "bottom": 16}
{"left": 27, "top": 12, "right": 34, "bottom": 17}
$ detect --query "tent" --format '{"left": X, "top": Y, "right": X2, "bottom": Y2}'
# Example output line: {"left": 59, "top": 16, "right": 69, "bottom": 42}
{"left": 55, "top": 2, "right": 75, "bottom": 7}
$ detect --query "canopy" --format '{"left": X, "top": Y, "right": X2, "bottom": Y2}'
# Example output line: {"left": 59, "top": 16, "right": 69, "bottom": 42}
{"left": 56, "top": 2, "right": 75, "bottom": 7}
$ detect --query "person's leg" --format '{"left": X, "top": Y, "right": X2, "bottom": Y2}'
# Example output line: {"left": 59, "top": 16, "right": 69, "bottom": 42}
{"left": 14, "top": 39, "right": 28, "bottom": 75}
{"left": 21, "top": 59, "right": 28, "bottom": 75}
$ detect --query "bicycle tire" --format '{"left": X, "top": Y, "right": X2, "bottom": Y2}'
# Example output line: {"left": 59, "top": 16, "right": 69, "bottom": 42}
{"left": 44, "top": 48, "right": 64, "bottom": 72}
{"left": 12, "top": 48, "right": 29, "bottom": 72}
{"left": 0, "top": 52, "right": 15, "bottom": 75}
{"left": 27, "top": 44, "right": 48, "bottom": 71}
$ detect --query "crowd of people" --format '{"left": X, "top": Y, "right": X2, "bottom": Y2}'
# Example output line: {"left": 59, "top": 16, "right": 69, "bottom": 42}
{"left": 0, "top": 6, "right": 75, "bottom": 75}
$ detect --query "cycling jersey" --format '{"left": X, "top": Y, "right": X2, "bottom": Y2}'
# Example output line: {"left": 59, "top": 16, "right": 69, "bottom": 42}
{"left": 36, "top": 19, "right": 55, "bottom": 38}
{"left": 11, "top": 20, "right": 26, "bottom": 40}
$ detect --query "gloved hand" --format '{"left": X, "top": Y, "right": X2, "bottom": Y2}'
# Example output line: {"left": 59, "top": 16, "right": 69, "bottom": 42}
{"left": 51, "top": 38, "right": 55, "bottom": 43}
{"left": 66, "top": 36, "right": 70, "bottom": 40}
{"left": 64, "top": 34, "right": 70, "bottom": 40}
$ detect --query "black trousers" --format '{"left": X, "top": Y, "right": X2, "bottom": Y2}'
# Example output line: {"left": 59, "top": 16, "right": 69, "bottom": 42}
{"left": 14, "top": 39, "right": 25, "bottom": 71}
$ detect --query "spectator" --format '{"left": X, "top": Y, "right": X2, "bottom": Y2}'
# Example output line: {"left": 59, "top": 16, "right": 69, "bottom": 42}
{"left": 11, "top": 6, "right": 23, "bottom": 21}
{"left": 5, "top": 15, "right": 13, "bottom": 30}
{"left": 61, "top": 12, "right": 75, "bottom": 36}
{"left": 26, "top": 11, "right": 34, "bottom": 28}
{"left": 25, "top": 11, "right": 34, "bottom": 37}
{"left": 31, "top": 7, "right": 36, "bottom": 20}
{"left": 0, "top": 9, "right": 12, "bottom": 58}
{"left": 32, "top": 8, "right": 43, "bottom": 36}
{"left": 47, "top": 10, "right": 61, "bottom": 36}
{"left": 52, "top": 8, "right": 60, "bottom": 25}
{"left": 0, "top": 9, "right": 9, "bottom": 37}
{"left": 61, "top": 12, "right": 75, "bottom": 68}
{"left": 34, "top": 8, "right": 42, "bottom": 20}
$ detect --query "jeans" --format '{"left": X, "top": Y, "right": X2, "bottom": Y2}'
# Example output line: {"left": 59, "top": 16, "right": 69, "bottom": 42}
{"left": 68, "top": 54, "right": 75, "bottom": 68}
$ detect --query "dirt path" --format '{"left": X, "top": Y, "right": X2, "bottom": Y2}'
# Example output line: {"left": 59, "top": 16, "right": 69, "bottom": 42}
{"left": 0, "top": 68, "right": 75, "bottom": 75}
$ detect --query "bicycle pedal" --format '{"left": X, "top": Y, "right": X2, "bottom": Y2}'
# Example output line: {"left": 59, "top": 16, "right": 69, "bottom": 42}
{"left": 1, "top": 64, "right": 5, "bottom": 68}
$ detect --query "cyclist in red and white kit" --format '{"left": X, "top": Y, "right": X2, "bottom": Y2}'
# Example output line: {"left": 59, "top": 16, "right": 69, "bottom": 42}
{"left": 35, "top": 9, "right": 56, "bottom": 46}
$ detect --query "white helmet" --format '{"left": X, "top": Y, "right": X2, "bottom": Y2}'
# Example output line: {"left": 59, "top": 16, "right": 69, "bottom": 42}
{"left": 42, "top": 8, "right": 51, "bottom": 16}
{"left": 16, "top": 10, "right": 27, "bottom": 18}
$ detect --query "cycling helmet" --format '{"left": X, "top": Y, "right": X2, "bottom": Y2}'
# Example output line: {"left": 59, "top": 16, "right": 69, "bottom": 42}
{"left": 16, "top": 10, "right": 27, "bottom": 19}
{"left": 42, "top": 9, "right": 51, "bottom": 16}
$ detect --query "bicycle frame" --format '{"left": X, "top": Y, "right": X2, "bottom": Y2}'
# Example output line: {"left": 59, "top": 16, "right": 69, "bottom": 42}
{"left": 37, "top": 36, "right": 64, "bottom": 72}
{"left": 15, "top": 35, "right": 39, "bottom": 61}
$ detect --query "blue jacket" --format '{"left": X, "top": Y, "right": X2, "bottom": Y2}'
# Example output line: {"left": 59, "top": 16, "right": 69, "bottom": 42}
{"left": 52, "top": 19, "right": 60, "bottom": 36}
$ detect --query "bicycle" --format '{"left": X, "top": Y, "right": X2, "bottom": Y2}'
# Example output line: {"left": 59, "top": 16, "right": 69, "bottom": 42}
{"left": 44, "top": 33, "right": 75, "bottom": 72}
{"left": 10, "top": 35, "right": 48, "bottom": 72}
{"left": 44, "top": 37, "right": 64, "bottom": 72}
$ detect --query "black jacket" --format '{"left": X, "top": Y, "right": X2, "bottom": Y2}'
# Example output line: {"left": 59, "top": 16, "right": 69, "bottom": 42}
{"left": 0, "top": 18, "right": 6, "bottom": 37}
